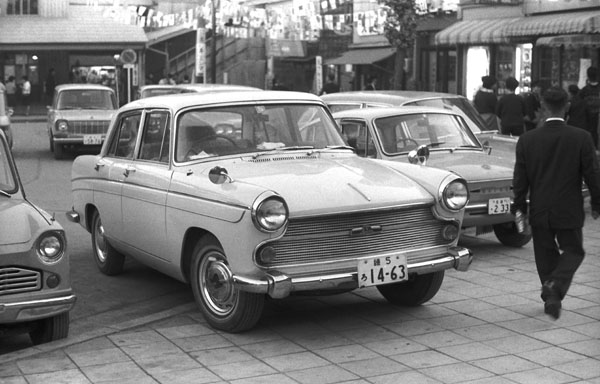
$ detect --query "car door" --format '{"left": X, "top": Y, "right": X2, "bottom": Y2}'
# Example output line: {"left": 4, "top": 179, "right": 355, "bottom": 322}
{"left": 94, "top": 112, "right": 142, "bottom": 242}
{"left": 121, "top": 110, "right": 172, "bottom": 261}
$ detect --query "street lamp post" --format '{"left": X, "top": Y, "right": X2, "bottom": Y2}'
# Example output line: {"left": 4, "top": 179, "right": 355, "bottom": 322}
{"left": 211, "top": 0, "right": 217, "bottom": 83}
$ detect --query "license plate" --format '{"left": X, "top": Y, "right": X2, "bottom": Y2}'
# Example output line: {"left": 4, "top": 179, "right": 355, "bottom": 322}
{"left": 488, "top": 197, "right": 511, "bottom": 215}
{"left": 83, "top": 134, "right": 102, "bottom": 145}
{"left": 358, "top": 254, "right": 408, "bottom": 288}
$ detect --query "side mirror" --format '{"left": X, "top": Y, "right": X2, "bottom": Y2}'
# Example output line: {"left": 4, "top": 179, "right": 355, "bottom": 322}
{"left": 208, "top": 166, "right": 233, "bottom": 184}
{"left": 408, "top": 145, "right": 430, "bottom": 165}
{"left": 482, "top": 140, "right": 492, "bottom": 155}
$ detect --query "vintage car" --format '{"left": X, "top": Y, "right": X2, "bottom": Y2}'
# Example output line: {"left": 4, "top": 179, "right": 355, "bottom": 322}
{"left": 321, "top": 91, "right": 517, "bottom": 162}
{"left": 0, "top": 89, "right": 13, "bottom": 149}
{"left": 67, "top": 90, "right": 472, "bottom": 332}
{"left": 332, "top": 106, "right": 531, "bottom": 248}
{"left": 47, "top": 84, "right": 118, "bottom": 159}
{"left": 0, "top": 129, "right": 75, "bottom": 344}
{"left": 137, "top": 83, "right": 261, "bottom": 99}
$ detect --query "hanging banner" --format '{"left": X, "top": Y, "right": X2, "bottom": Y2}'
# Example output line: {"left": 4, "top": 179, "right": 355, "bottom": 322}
{"left": 196, "top": 28, "right": 207, "bottom": 83}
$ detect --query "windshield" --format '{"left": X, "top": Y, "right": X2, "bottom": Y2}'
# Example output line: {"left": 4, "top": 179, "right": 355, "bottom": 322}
{"left": 56, "top": 89, "right": 117, "bottom": 110}
{"left": 373, "top": 112, "right": 480, "bottom": 155}
{"left": 0, "top": 136, "right": 17, "bottom": 194}
{"left": 176, "top": 104, "right": 346, "bottom": 162}
{"left": 404, "top": 97, "right": 487, "bottom": 134}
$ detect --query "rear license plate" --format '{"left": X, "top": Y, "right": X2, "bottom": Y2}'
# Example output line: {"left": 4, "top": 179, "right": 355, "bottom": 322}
{"left": 488, "top": 197, "right": 511, "bottom": 215}
{"left": 358, "top": 254, "right": 407, "bottom": 288}
{"left": 83, "top": 134, "right": 102, "bottom": 145}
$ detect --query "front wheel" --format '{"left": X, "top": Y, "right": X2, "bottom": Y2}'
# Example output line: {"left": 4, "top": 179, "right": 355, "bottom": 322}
{"left": 190, "top": 237, "right": 264, "bottom": 332}
{"left": 29, "top": 312, "right": 69, "bottom": 345}
{"left": 377, "top": 271, "right": 445, "bottom": 306}
{"left": 91, "top": 210, "right": 125, "bottom": 275}
{"left": 493, "top": 222, "right": 532, "bottom": 247}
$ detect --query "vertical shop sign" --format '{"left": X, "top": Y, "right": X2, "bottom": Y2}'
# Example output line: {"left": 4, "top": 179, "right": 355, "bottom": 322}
{"left": 196, "top": 28, "right": 207, "bottom": 83}
{"left": 315, "top": 56, "right": 322, "bottom": 95}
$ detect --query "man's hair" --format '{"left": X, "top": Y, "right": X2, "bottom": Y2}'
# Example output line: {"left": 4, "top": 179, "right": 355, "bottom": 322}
{"left": 587, "top": 66, "right": 598, "bottom": 82}
{"left": 568, "top": 84, "right": 579, "bottom": 95}
{"left": 542, "top": 86, "right": 569, "bottom": 114}
{"left": 481, "top": 75, "right": 496, "bottom": 89}
{"left": 505, "top": 77, "right": 519, "bottom": 91}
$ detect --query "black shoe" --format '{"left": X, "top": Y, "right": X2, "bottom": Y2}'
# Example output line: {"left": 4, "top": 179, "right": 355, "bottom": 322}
{"left": 542, "top": 281, "right": 561, "bottom": 320}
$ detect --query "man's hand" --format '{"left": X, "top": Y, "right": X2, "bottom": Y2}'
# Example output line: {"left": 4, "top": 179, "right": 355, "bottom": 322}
{"left": 593, "top": 210, "right": 599, "bottom": 220}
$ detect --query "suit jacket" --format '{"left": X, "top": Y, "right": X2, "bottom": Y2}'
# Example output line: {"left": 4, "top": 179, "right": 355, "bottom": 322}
{"left": 513, "top": 119, "right": 600, "bottom": 228}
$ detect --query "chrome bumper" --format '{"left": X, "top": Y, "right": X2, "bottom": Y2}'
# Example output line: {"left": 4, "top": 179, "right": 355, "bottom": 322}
{"left": 0, "top": 294, "right": 77, "bottom": 323}
{"left": 234, "top": 246, "right": 472, "bottom": 299}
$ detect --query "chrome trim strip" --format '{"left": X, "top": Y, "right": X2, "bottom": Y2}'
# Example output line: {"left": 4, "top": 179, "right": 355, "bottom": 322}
{"left": 0, "top": 294, "right": 77, "bottom": 310}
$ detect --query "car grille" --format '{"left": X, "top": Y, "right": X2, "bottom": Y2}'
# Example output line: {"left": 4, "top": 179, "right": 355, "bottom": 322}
{"left": 466, "top": 180, "right": 513, "bottom": 213}
{"left": 69, "top": 120, "right": 110, "bottom": 135}
{"left": 0, "top": 267, "right": 42, "bottom": 295}
{"left": 258, "top": 205, "right": 448, "bottom": 267}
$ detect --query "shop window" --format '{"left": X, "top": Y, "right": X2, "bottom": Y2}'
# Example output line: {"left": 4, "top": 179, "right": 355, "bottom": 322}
{"left": 7, "top": 0, "right": 38, "bottom": 15}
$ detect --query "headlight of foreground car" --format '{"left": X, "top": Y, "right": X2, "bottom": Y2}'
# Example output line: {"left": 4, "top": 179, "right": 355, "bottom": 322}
{"left": 442, "top": 179, "right": 469, "bottom": 211}
{"left": 37, "top": 231, "right": 66, "bottom": 264}
{"left": 252, "top": 195, "right": 289, "bottom": 232}
{"left": 56, "top": 120, "right": 69, "bottom": 132}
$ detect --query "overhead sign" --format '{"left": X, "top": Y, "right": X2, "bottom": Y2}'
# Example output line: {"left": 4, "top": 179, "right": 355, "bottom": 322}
{"left": 120, "top": 49, "right": 137, "bottom": 64}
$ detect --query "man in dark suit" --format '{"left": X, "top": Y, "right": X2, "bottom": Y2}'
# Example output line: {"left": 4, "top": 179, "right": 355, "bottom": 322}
{"left": 513, "top": 86, "right": 600, "bottom": 320}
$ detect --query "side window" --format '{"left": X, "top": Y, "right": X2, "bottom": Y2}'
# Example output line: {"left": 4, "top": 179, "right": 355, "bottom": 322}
{"left": 139, "top": 112, "right": 170, "bottom": 163}
{"left": 340, "top": 120, "right": 375, "bottom": 158}
{"left": 107, "top": 113, "right": 142, "bottom": 159}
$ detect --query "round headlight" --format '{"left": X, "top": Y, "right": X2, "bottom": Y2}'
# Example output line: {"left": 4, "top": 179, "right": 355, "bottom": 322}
{"left": 57, "top": 120, "right": 68, "bottom": 131}
{"left": 252, "top": 196, "right": 288, "bottom": 232}
{"left": 38, "top": 232, "right": 65, "bottom": 264}
{"left": 443, "top": 179, "right": 469, "bottom": 211}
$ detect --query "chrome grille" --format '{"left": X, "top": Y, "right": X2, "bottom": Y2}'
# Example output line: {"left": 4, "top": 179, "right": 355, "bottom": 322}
{"left": 69, "top": 120, "right": 110, "bottom": 135}
{"left": 0, "top": 267, "right": 42, "bottom": 295}
{"left": 258, "top": 206, "right": 448, "bottom": 267}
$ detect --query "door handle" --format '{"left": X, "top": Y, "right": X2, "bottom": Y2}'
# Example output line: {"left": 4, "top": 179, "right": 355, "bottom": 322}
{"left": 123, "top": 167, "right": 136, "bottom": 177}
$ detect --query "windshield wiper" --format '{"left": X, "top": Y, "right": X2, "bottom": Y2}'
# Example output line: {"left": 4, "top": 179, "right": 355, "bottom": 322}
{"left": 0, "top": 190, "right": 11, "bottom": 198}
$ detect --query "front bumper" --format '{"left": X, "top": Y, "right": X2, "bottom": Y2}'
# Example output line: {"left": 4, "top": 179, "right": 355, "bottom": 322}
{"left": 0, "top": 293, "right": 76, "bottom": 323}
{"left": 234, "top": 246, "right": 472, "bottom": 299}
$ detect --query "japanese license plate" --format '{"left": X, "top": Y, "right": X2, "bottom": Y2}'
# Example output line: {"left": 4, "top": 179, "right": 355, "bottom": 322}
{"left": 488, "top": 197, "right": 511, "bottom": 215}
{"left": 83, "top": 134, "right": 102, "bottom": 145}
{"left": 358, "top": 254, "right": 408, "bottom": 288}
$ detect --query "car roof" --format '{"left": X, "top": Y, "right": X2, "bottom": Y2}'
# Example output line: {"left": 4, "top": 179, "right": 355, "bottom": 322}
{"left": 120, "top": 90, "right": 324, "bottom": 112}
{"left": 332, "top": 106, "right": 463, "bottom": 120}
{"left": 55, "top": 83, "right": 115, "bottom": 92}
{"left": 321, "top": 90, "right": 468, "bottom": 105}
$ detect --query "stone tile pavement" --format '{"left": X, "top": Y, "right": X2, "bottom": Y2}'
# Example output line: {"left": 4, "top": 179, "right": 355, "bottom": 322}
{"left": 1, "top": 208, "right": 599, "bottom": 383}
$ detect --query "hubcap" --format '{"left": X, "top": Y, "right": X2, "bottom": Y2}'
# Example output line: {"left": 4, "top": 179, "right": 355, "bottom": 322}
{"left": 94, "top": 217, "right": 108, "bottom": 263}
{"left": 199, "top": 253, "right": 236, "bottom": 316}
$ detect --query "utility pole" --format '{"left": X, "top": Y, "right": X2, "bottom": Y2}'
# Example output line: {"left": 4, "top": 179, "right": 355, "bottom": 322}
{"left": 211, "top": 0, "right": 217, "bottom": 83}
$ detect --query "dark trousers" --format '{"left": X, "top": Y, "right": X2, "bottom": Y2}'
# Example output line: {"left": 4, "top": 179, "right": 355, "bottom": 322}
{"left": 531, "top": 226, "right": 585, "bottom": 300}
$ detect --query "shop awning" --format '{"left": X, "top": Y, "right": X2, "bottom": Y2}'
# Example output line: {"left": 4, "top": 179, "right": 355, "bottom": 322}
{"left": 536, "top": 34, "right": 600, "bottom": 48}
{"left": 325, "top": 47, "right": 395, "bottom": 65}
{"left": 435, "top": 18, "right": 519, "bottom": 46}
{"left": 503, "top": 11, "right": 600, "bottom": 37}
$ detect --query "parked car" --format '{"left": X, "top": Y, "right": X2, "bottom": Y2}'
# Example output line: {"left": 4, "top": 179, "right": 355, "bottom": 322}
{"left": 47, "top": 84, "right": 118, "bottom": 159}
{"left": 0, "top": 129, "right": 75, "bottom": 344}
{"left": 321, "top": 91, "right": 517, "bottom": 163}
{"left": 67, "top": 90, "right": 472, "bottom": 332}
{"left": 332, "top": 106, "right": 531, "bottom": 247}
{"left": 137, "top": 83, "right": 261, "bottom": 99}
{"left": 0, "top": 90, "right": 13, "bottom": 149}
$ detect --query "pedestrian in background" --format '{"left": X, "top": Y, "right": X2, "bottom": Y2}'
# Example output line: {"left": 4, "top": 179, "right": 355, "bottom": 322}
{"left": 20, "top": 75, "right": 31, "bottom": 116}
{"left": 523, "top": 80, "right": 542, "bottom": 131}
{"left": 45, "top": 68, "right": 56, "bottom": 105}
{"left": 513, "top": 86, "right": 600, "bottom": 320}
{"left": 319, "top": 73, "right": 340, "bottom": 95}
{"left": 566, "top": 84, "right": 587, "bottom": 131}
{"left": 579, "top": 66, "right": 600, "bottom": 149}
{"left": 364, "top": 76, "right": 376, "bottom": 90}
{"left": 473, "top": 75, "right": 499, "bottom": 131}
{"left": 496, "top": 77, "right": 526, "bottom": 136}
{"left": 6, "top": 76, "right": 17, "bottom": 109}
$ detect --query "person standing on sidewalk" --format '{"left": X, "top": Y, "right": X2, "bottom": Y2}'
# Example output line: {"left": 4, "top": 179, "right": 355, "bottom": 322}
{"left": 513, "top": 86, "right": 600, "bottom": 320}
{"left": 496, "top": 77, "right": 526, "bottom": 136}
{"left": 580, "top": 66, "right": 600, "bottom": 149}
{"left": 20, "top": 75, "right": 31, "bottom": 116}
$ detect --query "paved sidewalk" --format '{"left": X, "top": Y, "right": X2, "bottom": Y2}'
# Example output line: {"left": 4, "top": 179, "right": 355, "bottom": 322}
{"left": 2, "top": 209, "right": 599, "bottom": 384}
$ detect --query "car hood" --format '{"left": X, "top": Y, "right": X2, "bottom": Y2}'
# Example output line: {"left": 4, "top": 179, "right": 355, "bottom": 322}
{"left": 54, "top": 109, "right": 115, "bottom": 120}
{"left": 0, "top": 198, "right": 53, "bottom": 245}
{"left": 423, "top": 150, "right": 513, "bottom": 183}
{"left": 198, "top": 154, "right": 436, "bottom": 216}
